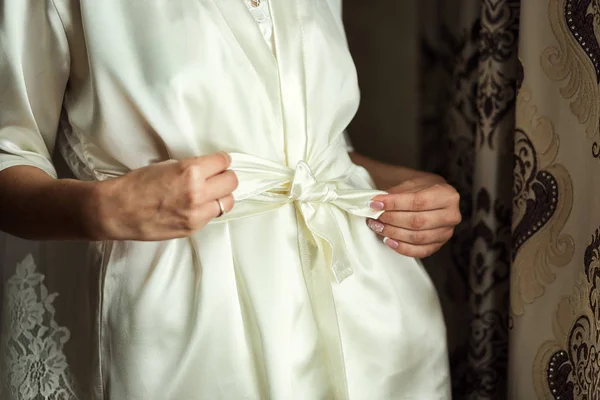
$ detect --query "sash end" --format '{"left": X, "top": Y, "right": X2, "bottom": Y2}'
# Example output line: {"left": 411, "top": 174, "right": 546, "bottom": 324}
{"left": 332, "top": 263, "right": 354, "bottom": 283}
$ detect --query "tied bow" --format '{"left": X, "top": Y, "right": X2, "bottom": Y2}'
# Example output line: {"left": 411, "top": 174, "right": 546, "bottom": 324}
{"left": 212, "top": 152, "right": 385, "bottom": 282}
{"left": 289, "top": 161, "right": 338, "bottom": 203}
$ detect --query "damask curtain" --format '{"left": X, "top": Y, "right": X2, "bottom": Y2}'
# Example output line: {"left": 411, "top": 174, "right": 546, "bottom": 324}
{"left": 419, "top": 0, "right": 517, "bottom": 398}
{"left": 345, "top": 0, "right": 599, "bottom": 398}
{"left": 508, "top": 1, "right": 600, "bottom": 397}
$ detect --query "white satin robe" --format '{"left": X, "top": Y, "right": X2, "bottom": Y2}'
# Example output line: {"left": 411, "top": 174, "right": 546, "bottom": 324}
{"left": 0, "top": 0, "right": 450, "bottom": 398}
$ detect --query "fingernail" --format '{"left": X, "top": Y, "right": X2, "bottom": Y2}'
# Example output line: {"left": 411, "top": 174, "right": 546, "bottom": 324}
{"left": 383, "top": 237, "right": 399, "bottom": 249}
{"left": 367, "top": 219, "right": 385, "bottom": 234}
{"left": 370, "top": 201, "right": 385, "bottom": 210}
{"left": 222, "top": 151, "right": 232, "bottom": 163}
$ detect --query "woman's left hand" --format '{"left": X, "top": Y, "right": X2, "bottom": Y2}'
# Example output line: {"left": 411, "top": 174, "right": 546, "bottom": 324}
{"left": 367, "top": 173, "right": 461, "bottom": 258}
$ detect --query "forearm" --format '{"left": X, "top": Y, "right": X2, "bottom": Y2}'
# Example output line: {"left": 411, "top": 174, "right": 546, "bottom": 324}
{"left": 0, "top": 166, "right": 101, "bottom": 241}
{"left": 349, "top": 152, "right": 432, "bottom": 190}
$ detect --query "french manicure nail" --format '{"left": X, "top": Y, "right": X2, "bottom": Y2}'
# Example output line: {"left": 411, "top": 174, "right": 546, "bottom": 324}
{"left": 368, "top": 219, "right": 385, "bottom": 234}
{"left": 383, "top": 237, "right": 399, "bottom": 249}
{"left": 370, "top": 201, "right": 385, "bottom": 210}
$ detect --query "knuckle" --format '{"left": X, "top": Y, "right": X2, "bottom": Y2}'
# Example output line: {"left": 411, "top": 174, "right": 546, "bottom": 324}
{"left": 452, "top": 190, "right": 461, "bottom": 203}
{"left": 402, "top": 179, "right": 418, "bottom": 188}
{"left": 181, "top": 163, "right": 202, "bottom": 185}
{"left": 182, "top": 214, "right": 198, "bottom": 232}
{"left": 184, "top": 191, "right": 197, "bottom": 207}
{"left": 410, "top": 214, "right": 426, "bottom": 230}
{"left": 228, "top": 171, "right": 239, "bottom": 191}
{"left": 441, "top": 210, "right": 456, "bottom": 225}
{"left": 451, "top": 210, "right": 462, "bottom": 225}
{"left": 442, "top": 185, "right": 460, "bottom": 201}
{"left": 411, "top": 231, "right": 428, "bottom": 245}
{"left": 176, "top": 159, "right": 191, "bottom": 173}
{"left": 412, "top": 193, "right": 428, "bottom": 210}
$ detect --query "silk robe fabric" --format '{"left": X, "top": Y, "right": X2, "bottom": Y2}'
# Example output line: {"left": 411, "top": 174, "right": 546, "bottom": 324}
{"left": 0, "top": 0, "right": 450, "bottom": 398}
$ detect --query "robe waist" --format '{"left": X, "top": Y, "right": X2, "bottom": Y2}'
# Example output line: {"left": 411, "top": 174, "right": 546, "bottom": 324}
{"left": 213, "top": 139, "right": 385, "bottom": 283}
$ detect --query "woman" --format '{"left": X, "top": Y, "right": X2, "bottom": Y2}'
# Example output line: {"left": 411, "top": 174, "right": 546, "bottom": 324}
{"left": 0, "top": 0, "right": 460, "bottom": 398}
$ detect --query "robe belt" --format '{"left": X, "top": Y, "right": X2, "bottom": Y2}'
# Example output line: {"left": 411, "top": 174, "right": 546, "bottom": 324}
{"left": 212, "top": 146, "right": 385, "bottom": 283}
{"left": 211, "top": 141, "right": 385, "bottom": 399}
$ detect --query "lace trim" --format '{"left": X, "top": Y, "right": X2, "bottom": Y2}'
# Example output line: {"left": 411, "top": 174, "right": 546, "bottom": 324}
{"left": 56, "top": 111, "right": 95, "bottom": 182}
{"left": 1, "top": 255, "right": 78, "bottom": 399}
{"left": 245, "top": 0, "right": 273, "bottom": 47}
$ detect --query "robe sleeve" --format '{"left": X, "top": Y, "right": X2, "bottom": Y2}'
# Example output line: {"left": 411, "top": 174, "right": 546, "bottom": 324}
{"left": 0, "top": 0, "right": 70, "bottom": 178}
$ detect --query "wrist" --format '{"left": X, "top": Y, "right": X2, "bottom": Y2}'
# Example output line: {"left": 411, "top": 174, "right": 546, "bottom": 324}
{"left": 0, "top": 166, "right": 118, "bottom": 241}
{"left": 80, "top": 179, "right": 118, "bottom": 241}
{"left": 350, "top": 152, "right": 420, "bottom": 190}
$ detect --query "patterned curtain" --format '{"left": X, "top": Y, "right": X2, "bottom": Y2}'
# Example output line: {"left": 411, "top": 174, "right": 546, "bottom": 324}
{"left": 419, "top": 0, "right": 600, "bottom": 398}
{"left": 420, "top": 1, "right": 518, "bottom": 397}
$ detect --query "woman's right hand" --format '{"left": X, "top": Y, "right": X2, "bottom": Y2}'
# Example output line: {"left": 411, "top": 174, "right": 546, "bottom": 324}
{"left": 90, "top": 152, "right": 237, "bottom": 241}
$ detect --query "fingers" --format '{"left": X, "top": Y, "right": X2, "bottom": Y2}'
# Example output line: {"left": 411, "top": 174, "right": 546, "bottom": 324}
{"left": 367, "top": 219, "right": 454, "bottom": 246}
{"left": 194, "top": 193, "right": 236, "bottom": 223}
{"left": 192, "top": 170, "right": 237, "bottom": 220}
{"left": 172, "top": 154, "right": 237, "bottom": 230}
{"left": 204, "top": 170, "right": 239, "bottom": 201}
{"left": 216, "top": 194, "right": 235, "bottom": 215}
{"left": 378, "top": 209, "right": 462, "bottom": 230}
{"left": 181, "top": 151, "right": 232, "bottom": 180}
{"left": 367, "top": 176, "right": 460, "bottom": 258}
{"left": 372, "top": 183, "right": 459, "bottom": 212}
{"left": 210, "top": 194, "right": 235, "bottom": 217}
{"left": 367, "top": 218, "right": 451, "bottom": 257}
{"left": 382, "top": 239, "right": 443, "bottom": 259}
